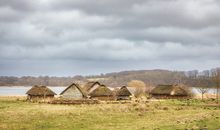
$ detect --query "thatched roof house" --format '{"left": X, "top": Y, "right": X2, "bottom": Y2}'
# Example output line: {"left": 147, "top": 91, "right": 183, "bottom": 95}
{"left": 83, "top": 81, "right": 101, "bottom": 94}
{"left": 60, "top": 83, "right": 87, "bottom": 99}
{"left": 116, "top": 86, "right": 132, "bottom": 100}
{"left": 150, "top": 84, "right": 188, "bottom": 99}
{"left": 26, "top": 85, "right": 56, "bottom": 100}
{"left": 89, "top": 85, "right": 115, "bottom": 100}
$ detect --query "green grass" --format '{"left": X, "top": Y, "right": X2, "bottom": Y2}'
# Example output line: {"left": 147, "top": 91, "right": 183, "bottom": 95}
{"left": 0, "top": 97, "right": 219, "bottom": 130}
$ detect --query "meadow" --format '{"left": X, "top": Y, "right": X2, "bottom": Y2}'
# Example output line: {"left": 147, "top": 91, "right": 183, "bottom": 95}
{"left": 0, "top": 97, "right": 219, "bottom": 130}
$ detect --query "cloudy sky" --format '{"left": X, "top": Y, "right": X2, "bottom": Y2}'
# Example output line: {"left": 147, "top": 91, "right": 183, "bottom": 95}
{"left": 0, "top": 0, "right": 220, "bottom": 76}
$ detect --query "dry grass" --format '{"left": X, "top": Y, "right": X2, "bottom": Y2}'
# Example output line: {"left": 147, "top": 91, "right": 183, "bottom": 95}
{"left": 194, "top": 93, "right": 216, "bottom": 99}
{"left": 0, "top": 97, "right": 219, "bottom": 130}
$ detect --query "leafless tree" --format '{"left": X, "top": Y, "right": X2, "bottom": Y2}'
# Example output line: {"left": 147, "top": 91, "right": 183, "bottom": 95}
{"left": 127, "top": 80, "right": 146, "bottom": 97}
{"left": 196, "top": 75, "right": 211, "bottom": 100}
{"left": 186, "top": 70, "right": 198, "bottom": 79}
{"left": 197, "top": 87, "right": 209, "bottom": 100}
{"left": 211, "top": 68, "right": 220, "bottom": 104}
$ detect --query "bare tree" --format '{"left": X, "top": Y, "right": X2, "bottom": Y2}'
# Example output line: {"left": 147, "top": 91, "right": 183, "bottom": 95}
{"left": 196, "top": 75, "right": 211, "bottom": 100}
{"left": 211, "top": 68, "right": 220, "bottom": 104}
{"left": 127, "top": 80, "right": 146, "bottom": 88}
{"left": 202, "top": 70, "right": 211, "bottom": 77}
{"left": 186, "top": 70, "right": 198, "bottom": 79}
{"left": 197, "top": 87, "right": 209, "bottom": 100}
{"left": 127, "top": 80, "right": 146, "bottom": 97}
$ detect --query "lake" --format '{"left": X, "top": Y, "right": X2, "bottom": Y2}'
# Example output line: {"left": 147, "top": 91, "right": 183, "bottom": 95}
{"left": 0, "top": 86, "right": 218, "bottom": 96}
{"left": 192, "top": 87, "right": 217, "bottom": 94}
{"left": 0, "top": 86, "right": 66, "bottom": 96}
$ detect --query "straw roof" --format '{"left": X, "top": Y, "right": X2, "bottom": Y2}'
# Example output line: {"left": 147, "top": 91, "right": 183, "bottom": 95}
{"left": 26, "top": 85, "right": 56, "bottom": 96}
{"left": 89, "top": 85, "right": 113, "bottom": 97}
{"left": 126, "top": 87, "right": 137, "bottom": 95}
{"left": 150, "top": 84, "right": 188, "bottom": 96}
{"left": 83, "top": 81, "right": 101, "bottom": 92}
{"left": 60, "top": 83, "right": 87, "bottom": 97}
{"left": 116, "top": 86, "right": 132, "bottom": 96}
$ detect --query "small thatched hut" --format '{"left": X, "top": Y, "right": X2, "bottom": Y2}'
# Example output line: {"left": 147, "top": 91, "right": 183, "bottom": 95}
{"left": 89, "top": 85, "right": 115, "bottom": 100}
{"left": 150, "top": 84, "right": 188, "bottom": 99}
{"left": 26, "top": 85, "right": 56, "bottom": 100}
{"left": 83, "top": 81, "right": 101, "bottom": 94}
{"left": 116, "top": 86, "right": 132, "bottom": 100}
{"left": 60, "top": 83, "right": 87, "bottom": 99}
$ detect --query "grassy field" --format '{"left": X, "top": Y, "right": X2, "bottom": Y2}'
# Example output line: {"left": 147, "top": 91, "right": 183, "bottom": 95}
{"left": 0, "top": 97, "right": 220, "bottom": 130}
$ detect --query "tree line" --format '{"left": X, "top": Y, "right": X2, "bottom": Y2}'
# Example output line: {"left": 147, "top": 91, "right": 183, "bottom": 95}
{"left": 0, "top": 68, "right": 219, "bottom": 90}
{"left": 0, "top": 76, "right": 87, "bottom": 86}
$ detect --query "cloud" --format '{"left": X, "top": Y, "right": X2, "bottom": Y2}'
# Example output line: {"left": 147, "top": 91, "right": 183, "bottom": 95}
{"left": 0, "top": 0, "right": 220, "bottom": 76}
{"left": 1, "top": 39, "right": 220, "bottom": 62}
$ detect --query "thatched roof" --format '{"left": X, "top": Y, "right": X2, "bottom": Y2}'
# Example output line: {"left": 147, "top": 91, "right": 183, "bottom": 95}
{"left": 60, "top": 83, "right": 87, "bottom": 97}
{"left": 126, "top": 87, "right": 137, "bottom": 95}
{"left": 26, "top": 85, "right": 56, "bottom": 96}
{"left": 116, "top": 86, "right": 132, "bottom": 96}
{"left": 83, "top": 81, "right": 101, "bottom": 92}
{"left": 89, "top": 85, "right": 113, "bottom": 97}
{"left": 107, "top": 87, "right": 115, "bottom": 91}
{"left": 150, "top": 84, "right": 188, "bottom": 96}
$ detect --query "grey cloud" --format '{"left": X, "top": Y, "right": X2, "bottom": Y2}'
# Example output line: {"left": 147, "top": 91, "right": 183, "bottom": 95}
{"left": 1, "top": 39, "right": 220, "bottom": 62}
{"left": 50, "top": 0, "right": 220, "bottom": 28}
{"left": 0, "top": 0, "right": 220, "bottom": 76}
{"left": 0, "top": 7, "right": 25, "bottom": 22}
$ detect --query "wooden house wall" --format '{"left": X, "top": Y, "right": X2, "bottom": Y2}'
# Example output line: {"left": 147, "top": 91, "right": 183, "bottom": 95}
{"left": 27, "top": 95, "right": 54, "bottom": 101}
{"left": 90, "top": 96, "right": 115, "bottom": 101}
{"left": 151, "top": 94, "right": 188, "bottom": 99}
{"left": 117, "top": 96, "right": 131, "bottom": 100}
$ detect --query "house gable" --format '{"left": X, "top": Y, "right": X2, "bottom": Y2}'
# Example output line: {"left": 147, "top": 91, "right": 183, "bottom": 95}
{"left": 60, "top": 83, "right": 85, "bottom": 99}
{"left": 88, "top": 83, "right": 100, "bottom": 94}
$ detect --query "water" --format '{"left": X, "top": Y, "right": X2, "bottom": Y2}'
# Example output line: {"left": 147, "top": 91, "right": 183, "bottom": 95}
{"left": 0, "top": 86, "right": 66, "bottom": 96}
{"left": 192, "top": 87, "right": 217, "bottom": 94}
{"left": 0, "top": 86, "right": 218, "bottom": 96}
